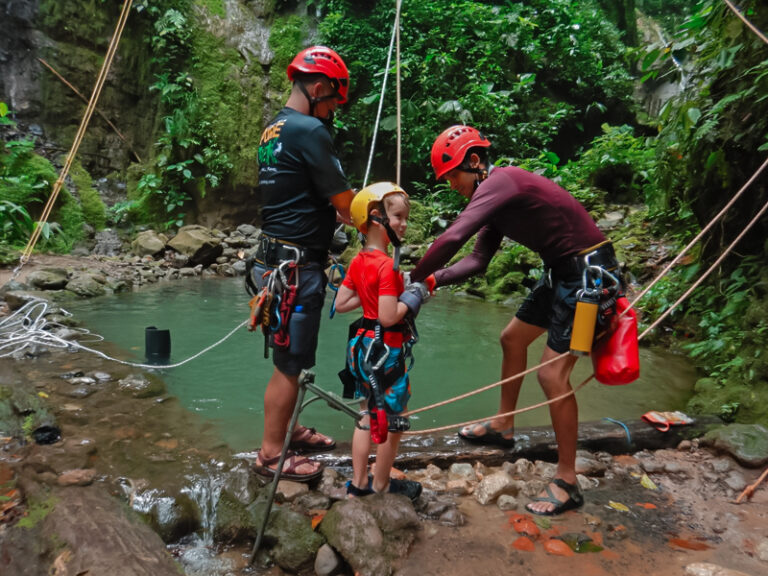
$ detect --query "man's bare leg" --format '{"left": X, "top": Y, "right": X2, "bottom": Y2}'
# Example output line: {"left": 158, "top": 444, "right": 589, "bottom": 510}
{"left": 461, "top": 318, "right": 545, "bottom": 439}
{"left": 526, "top": 346, "right": 580, "bottom": 514}
{"left": 259, "top": 367, "right": 320, "bottom": 475}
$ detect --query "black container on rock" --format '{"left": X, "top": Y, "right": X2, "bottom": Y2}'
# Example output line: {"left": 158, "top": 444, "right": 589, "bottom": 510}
{"left": 145, "top": 326, "right": 171, "bottom": 364}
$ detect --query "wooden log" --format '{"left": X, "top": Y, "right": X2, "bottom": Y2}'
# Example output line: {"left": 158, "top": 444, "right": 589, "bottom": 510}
{"left": 317, "top": 416, "right": 723, "bottom": 469}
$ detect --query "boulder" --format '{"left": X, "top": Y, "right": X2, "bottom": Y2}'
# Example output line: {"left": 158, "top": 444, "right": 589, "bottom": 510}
{"left": 167, "top": 225, "right": 223, "bottom": 266}
{"left": 131, "top": 230, "right": 168, "bottom": 257}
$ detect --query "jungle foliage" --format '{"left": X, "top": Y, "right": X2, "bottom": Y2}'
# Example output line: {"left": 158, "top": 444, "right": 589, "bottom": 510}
{"left": 637, "top": 0, "right": 768, "bottom": 423}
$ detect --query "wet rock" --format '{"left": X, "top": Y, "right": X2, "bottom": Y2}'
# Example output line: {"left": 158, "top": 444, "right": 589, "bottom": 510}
{"left": 237, "top": 224, "right": 259, "bottom": 236}
{"left": 511, "top": 458, "right": 535, "bottom": 479}
{"left": 131, "top": 230, "right": 168, "bottom": 257}
{"left": 439, "top": 507, "right": 465, "bottom": 526}
{"left": 709, "top": 458, "right": 732, "bottom": 473}
{"left": 575, "top": 454, "right": 607, "bottom": 476}
{"left": 167, "top": 225, "right": 223, "bottom": 267}
{"left": 315, "top": 543, "right": 343, "bottom": 576}
{"left": 66, "top": 273, "right": 106, "bottom": 297}
{"left": 3, "top": 290, "right": 49, "bottom": 311}
{"left": 295, "top": 491, "right": 332, "bottom": 511}
{"left": 723, "top": 471, "right": 747, "bottom": 492}
{"left": 448, "top": 462, "right": 475, "bottom": 479}
{"left": 118, "top": 374, "right": 166, "bottom": 398}
{"left": 136, "top": 490, "right": 202, "bottom": 543}
{"left": 66, "top": 386, "right": 97, "bottom": 398}
{"left": 214, "top": 489, "right": 256, "bottom": 543}
{"left": 269, "top": 505, "right": 326, "bottom": 573}
{"left": 276, "top": 479, "right": 309, "bottom": 502}
{"left": 474, "top": 471, "right": 516, "bottom": 505}
{"left": 445, "top": 478, "right": 472, "bottom": 495}
{"left": 663, "top": 461, "right": 687, "bottom": 475}
{"left": 684, "top": 562, "right": 753, "bottom": 576}
{"left": 27, "top": 269, "right": 68, "bottom": 290}
{"left": 757, "top": 538, "right": 768, "bottom": 562}
{"left": 497, "top": 494, "right": 519, "bottom": 511}
{"left": 319, "top": 494, "right": 420, "bottom": 576}
{"left": 701, "top": 424, "right": 768, "bottom": 468}
{"left": 57, "top": 468, "right": 96, "bottom": 486}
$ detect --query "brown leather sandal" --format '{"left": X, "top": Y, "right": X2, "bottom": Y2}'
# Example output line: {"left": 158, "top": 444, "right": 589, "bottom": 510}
{"left": 252, "top": 450, "right": 324, "bottom": 482}
{"left": 289, "top": 425, "right": 337, "bottom": 453}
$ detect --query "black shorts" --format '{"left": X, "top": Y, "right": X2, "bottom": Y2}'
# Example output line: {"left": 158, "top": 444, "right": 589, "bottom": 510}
{"left": 515, "top": 273, "right": 583, "bottom": 354}
{"left": 250, "top": 261, "right": 327, "bottom": 376}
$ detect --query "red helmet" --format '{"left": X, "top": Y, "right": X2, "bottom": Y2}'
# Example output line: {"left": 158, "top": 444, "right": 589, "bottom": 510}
{"left": 286, "top": 46, "right": 349, "bottom": 104}
{"left": 430, "top": 125, "right": 491, "bottom": 180}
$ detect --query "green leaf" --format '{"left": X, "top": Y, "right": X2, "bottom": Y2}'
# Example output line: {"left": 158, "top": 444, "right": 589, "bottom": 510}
{"left": 686, "top": 107, "right": 701, "bottom": 128}
{"left": 0, "top": 102, "right": 8, "bottom": 117}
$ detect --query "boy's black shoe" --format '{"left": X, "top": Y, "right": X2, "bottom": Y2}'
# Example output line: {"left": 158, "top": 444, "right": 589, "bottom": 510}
{"left": 387, "top": 478, "right": 422, "bottom": 502}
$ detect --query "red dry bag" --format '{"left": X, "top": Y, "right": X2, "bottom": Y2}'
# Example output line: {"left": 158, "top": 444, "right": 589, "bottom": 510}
{"left": 592, "top": 296, "right": 640, "bottom": 385}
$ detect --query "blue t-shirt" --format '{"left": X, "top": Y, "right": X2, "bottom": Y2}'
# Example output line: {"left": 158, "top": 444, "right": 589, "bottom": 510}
{"left": 258, "top": 107, "right": 350, "bottom": 251}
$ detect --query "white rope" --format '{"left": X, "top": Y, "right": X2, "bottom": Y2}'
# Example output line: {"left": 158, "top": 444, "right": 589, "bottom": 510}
{"left": 362, "top": 0, "right": 403, "bottom": 188}
{"left": 0, "top": 298, "right": 246, "bottom": 369}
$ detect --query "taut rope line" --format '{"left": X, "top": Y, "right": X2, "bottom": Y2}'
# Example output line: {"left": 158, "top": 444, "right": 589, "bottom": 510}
{"left": 11, "top": 0, "right": 134, "bottom": 282}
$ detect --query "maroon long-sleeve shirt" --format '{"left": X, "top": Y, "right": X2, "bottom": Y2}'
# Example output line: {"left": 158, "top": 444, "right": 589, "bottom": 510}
{"left": 410, "top": 166, "right": 605, "bottom": 286}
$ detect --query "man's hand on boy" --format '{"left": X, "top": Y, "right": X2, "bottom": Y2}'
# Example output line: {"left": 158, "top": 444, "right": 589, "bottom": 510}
{"left": 399, "top": 281, "right": 429, "bottom": 317}
{"left": 403, "top": 272, "right": 436, "bottom": 296}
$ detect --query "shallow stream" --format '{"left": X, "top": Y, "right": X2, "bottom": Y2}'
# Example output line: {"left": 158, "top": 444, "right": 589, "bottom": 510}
{"left": 66, "top": 277, "right": 697, "bottom": 453}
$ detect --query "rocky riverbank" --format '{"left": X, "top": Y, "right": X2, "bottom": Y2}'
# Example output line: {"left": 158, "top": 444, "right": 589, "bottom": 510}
{"left": 2, "top": 242, "right": 768, "bottom": 576}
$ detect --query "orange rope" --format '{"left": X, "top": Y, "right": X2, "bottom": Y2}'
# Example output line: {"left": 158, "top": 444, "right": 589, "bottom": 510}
{"left": 12, "top": 0, "right": 133, "bottom": 280}
{"left": 723, "top": 0, "right": 768, "bottom": 45}
{"left": 735, "top": 466, "right": 768, "bottom": 504}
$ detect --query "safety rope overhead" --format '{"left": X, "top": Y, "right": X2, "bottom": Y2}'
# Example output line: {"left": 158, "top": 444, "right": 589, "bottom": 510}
{"left": 11, "top": 0, "right": 133, "bottom": 282}
{"left": 362, "top": 0, "right": 403, "bottom": 188}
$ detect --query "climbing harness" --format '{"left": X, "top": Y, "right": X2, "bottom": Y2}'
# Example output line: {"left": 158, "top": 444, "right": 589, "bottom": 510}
{"left": 570, "top": 247, "right": 622, "bottom": 356}
{"left": 343, "top": 317, "right": 417, "bottom": 443}
{"left": 246, "top": 245, "right": 301, "bottom": 359}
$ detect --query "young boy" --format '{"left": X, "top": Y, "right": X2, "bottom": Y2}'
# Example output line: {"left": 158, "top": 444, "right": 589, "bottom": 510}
{"left": 334, "top": 182, "right": 430, "bottom": 501}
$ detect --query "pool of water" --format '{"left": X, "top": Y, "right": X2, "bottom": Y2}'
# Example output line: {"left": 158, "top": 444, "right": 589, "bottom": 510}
{"left": 66, "top": 276, "right": 698, "bottom": 452}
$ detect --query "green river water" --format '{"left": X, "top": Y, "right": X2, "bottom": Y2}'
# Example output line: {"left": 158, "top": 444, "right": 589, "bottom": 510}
{"left": 66, "top": 276, "right": 697, "bottom": 453}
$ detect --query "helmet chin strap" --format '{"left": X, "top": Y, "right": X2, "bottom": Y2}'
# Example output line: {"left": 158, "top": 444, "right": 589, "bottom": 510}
{"left": 369, "top": 206, "right": 402, "bottom": 271}
{"left": 297, "top": 81, "right": 339, "bottom": 121}
{"left": 458, "top": 165, "right": 488, "bottom": 192}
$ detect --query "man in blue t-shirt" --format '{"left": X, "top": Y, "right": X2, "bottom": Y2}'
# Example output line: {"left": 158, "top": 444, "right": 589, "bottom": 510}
{"left": 250, "top": 46, "right": 355, "bottom": 483}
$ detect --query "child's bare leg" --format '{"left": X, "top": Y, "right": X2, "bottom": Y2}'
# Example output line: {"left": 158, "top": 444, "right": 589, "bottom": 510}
{"left": 351, "top": 412, "right": 372, "bottom": 489}
{"left": 371, "top": 431, "right": 402, "bottom": 492}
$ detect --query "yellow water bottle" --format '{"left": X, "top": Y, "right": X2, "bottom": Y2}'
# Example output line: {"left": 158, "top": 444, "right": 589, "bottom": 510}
{"left": 570, "top": 289, "right": 599, "bottom": 355}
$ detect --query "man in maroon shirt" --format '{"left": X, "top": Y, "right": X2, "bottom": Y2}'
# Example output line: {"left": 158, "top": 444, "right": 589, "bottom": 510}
{"left": 410, "top": 125, "right": 620, "bottom": 515}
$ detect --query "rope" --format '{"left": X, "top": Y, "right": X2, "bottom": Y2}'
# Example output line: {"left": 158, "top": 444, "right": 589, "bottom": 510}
{"left": 37, "top": 58, "right": 141, "bottom": 162}
{"left": 0, "top": 298, "right": 247, "bottom": 369}
{"left": 362, "top": 0, "right": 402, "bottom": 188}
{"left": 723, "top": 0, "right": 768, "bottom": 45}
{"left": 11, "top": 0, "right": 134, "bottom": 283}
{"left": 395, "top": 1, "right": 402, "bottom": 185}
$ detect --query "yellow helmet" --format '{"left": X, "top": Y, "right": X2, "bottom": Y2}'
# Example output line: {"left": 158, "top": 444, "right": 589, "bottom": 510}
{"left": 350, "top": 182, "right": 408, "bottom": 234}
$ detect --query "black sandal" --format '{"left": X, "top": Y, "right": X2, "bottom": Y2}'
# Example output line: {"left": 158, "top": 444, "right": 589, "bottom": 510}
{"left": 525, "top": 478, "right": 584, "bottom": 516}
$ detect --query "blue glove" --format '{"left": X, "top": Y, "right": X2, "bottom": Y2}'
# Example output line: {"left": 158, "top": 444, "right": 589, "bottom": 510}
{"left": 399, "top": 281, "right": 428, "bottom": 317}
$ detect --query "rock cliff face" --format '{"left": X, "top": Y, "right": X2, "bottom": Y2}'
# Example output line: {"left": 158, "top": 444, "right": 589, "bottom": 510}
{"left": 0, "top": 0, "right": 156, "bottom": 174}
{"left": 0, "top": 0, "right": 295, "bottom": 227}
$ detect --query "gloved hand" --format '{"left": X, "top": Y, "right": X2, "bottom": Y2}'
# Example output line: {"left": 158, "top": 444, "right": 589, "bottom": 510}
{"left": 399, "top": 281, "right": 429, "bottom": 317}
{"left": 404, "top": 272, "right": 436, "bottom": 296}
{"left": 424, "top": 274, "right": 436, "bottom": 295}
